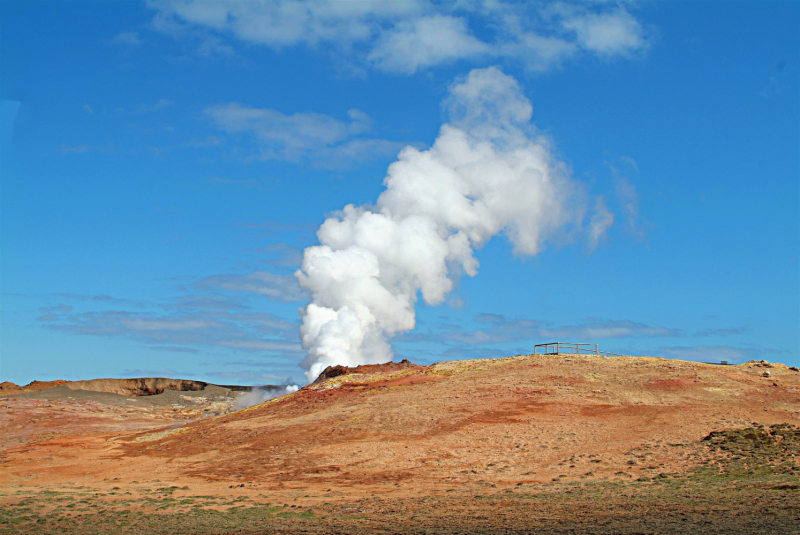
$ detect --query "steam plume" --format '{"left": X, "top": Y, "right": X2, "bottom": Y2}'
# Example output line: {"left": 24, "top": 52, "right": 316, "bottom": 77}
{"left": 296, "top": 66, "right": 605, "bottom": 381}
{"left": 234, "top": 385, "right": 299, "bottom": 410}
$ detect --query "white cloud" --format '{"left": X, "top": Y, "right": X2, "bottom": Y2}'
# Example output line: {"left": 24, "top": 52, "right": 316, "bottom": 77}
{"left": 149, "top": 0, "right": 423, "bottom": 49}
{"left": 368, "top": 15, "right": 490, "bottom": 74}
{"left": 146, "top": 1, "right": 651, "bottom": 74}
{"left": 561, "top": 8, "right": 647, "bottom": 57}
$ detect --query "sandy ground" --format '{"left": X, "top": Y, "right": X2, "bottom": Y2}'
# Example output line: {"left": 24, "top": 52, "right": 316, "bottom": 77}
{"left": 1, "top": 354, "right": 799, "bottom": 534}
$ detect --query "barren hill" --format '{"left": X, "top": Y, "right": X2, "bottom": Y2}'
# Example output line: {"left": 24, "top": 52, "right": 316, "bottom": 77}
{"left": 119, "top": 354, "right": 800, "bottom": 487}
{"left": 0, "top": 377, "right": 247, "bottom": 396}
{"left": 1, "top": 353, "right": 799, "bottom": 534}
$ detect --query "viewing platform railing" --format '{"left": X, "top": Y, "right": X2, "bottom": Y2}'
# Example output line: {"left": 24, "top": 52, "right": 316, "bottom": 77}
{"left": 533, "top": 342, "right": 627, "bottom": 357}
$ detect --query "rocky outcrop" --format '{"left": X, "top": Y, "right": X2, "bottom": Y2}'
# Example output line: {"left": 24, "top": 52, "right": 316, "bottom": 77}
{"left": 66, "top": 378, "right": 209, "bottom": 396}
{"left": 313, "top": 358, "right": 420, "bottom": 384}
{"left": 314, "top": 365, "right": 350, "bottom": 383}
{"left": 7, "top": 378, "right": 210, "bottom": 397}
{"left": 0, "top": 381, "right": 23, "bottom": 392}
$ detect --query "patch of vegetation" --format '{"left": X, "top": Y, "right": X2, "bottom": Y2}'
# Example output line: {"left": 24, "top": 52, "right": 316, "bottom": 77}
{"left": 691, "top": 424, "right": 800, "bottom": 479}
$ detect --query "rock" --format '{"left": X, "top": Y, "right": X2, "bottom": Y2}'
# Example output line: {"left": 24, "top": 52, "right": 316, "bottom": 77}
{"left": 762, "top": 371, "right": 771, "bottom": 378}
{"left": 314, "top": 359, "right": 421, "bottom": 384}
{"left": 0, "top": 381, "right": 22, "bottom": 392}
{"left": 315, "top": 365, "right": 350, "bottom": 383}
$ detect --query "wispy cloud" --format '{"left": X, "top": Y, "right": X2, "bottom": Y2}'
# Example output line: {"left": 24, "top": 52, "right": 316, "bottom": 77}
{"left": 36, "top": 304, "right": 73, "bottom": 322}
{"left": 397, "top": 312, "right": 762, "bottom": 366}
{"left": 184, "top": 136, "right": 222, "bottom": 148}
{"left": 656, "top": 345, "right": 761, "bottom": 364}
{"left": 139, "top": 98, "right": 175, "bottom": 113}
{"left": 693, "top": 327, "right": 746, "bottom": 337}
{"left": 399, "top": 314, "right": 684, "bottom": 348}
{"left": 150, "top": 345, "right": 200, "bottom": 354}
{"left": 233, "top": 220, "right": 318, "bottom": 233}
{"left": 760, "top": 59, "right": 788, "bottom": 98}
{"left": 1, "top": 100, "right": 21, "bottom": 145}
{"left": 256, "top": 243, "right": 305, "bottom": 268}
{"left": 40, "top": 304, "right": 73, "bottom": 314}
{"left": 57, "top": 143, "right": 119, "bottom": 155}
{"left": 607, "top": 156, "right": 647, "bottom": 240}
{"left": 207, "top": 176, "right": 276, "bottom": 190}
{"left": 442, "top": 345, "right": 515, "bottom": 360}
{"left": 36, "top": 269, "right": 306, "bottom": 356}
{"left": 42, "top": 307, "right": 301, "bottom": 354}
{"left": 120, "top": 368, "right": 199, "bottom": 378}
{"left": 111, "top": 31, "right": 142, "bottom": 46}
{"left": 478, "top": 314, "right": 679, "bottom": 341}
{"left": 58, "top": 143, "right": 93, "bottom": 154}
{"left": 147, "top": 1, "right": 652, "bottom": 74}
{"left": 538, "top": 320, "right": 678, "bottom": 340}
{"left": 165, "top": 294, "right": 249, "bottom": 312}
{"left": 204, "top": 369, "right": 297, "bottom": 385}
{"left": 587, "top": 196, "right": 614, "bottom": 251}
{"left": 196, "top": 271, "right": 308, "bottom": 303}
{"left": 204, "top": 104, "right": 404, "bottom": 167}
{"left": 52, "top": 292, "right": 142, "bottom": 306}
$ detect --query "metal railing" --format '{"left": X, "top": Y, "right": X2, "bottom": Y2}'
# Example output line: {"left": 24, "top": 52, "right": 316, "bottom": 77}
{"left": 533, "top": 342, "right": 627, "bottom": 357}
{"left": 534, "top": 342, "right": 597, "bottom": 355}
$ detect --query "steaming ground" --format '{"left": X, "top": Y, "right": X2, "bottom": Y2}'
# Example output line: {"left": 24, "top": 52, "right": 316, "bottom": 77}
{"left": 234, "top": 385, "right": 299, "bottom": 410}
{"left": 2, "top": 354, "right": 799, "bottom": 533}
{"left": 296, "top": 67, "right": 612, "bottom": 381}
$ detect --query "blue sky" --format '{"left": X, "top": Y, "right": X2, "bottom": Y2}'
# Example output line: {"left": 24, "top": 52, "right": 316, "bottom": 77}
{"left": 1, "top": 0, "right": 797, "bottom": 386}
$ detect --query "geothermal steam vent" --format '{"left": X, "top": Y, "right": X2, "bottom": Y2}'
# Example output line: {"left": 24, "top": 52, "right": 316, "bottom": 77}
{"left": 295, "top": 67, "right": 613, "bottom": 381}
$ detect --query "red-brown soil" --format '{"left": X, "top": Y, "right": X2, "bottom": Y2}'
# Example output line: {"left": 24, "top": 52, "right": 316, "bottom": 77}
{"left": 1, "top": 354, "right": 799, "bottom": 534}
